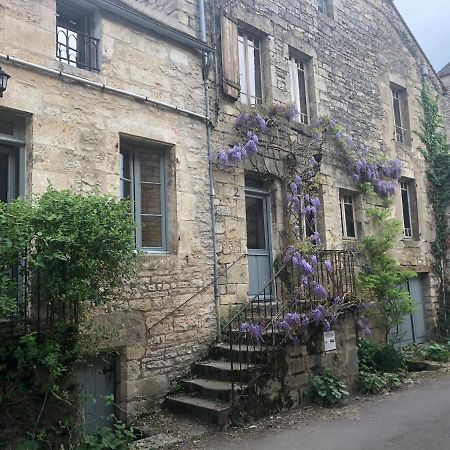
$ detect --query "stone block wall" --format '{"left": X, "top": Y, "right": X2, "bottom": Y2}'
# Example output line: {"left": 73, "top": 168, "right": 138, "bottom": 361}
{"left": 210, "top": 0, "right": 442, "bottom": 334}
{"left": 253, "top": 313, "right": 359, "bottom": 412}
{"left": 0, "top": 0, "right": 216, "bottom": 419}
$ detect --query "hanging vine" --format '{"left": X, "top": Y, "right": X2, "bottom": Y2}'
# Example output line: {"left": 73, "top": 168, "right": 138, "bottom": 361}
{"left": 418, "top": 85, "right": 450, "bottom": 333}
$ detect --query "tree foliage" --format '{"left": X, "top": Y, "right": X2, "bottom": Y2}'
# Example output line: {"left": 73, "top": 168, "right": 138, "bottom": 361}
{"left": 358, "top": 207, "right": 415, "bottom": 342}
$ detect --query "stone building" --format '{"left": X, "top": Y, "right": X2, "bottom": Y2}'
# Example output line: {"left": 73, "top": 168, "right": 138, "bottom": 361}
{"left": 0, "top": 0, "right": 445, "bottom": 423}
{"left": 439, "top": 62, "right": 450, "bottom": 139}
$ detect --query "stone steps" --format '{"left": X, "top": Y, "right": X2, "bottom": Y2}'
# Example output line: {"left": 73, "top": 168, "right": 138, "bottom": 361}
{"left": 165, "top": 395, "right": 231, "bottom": 427}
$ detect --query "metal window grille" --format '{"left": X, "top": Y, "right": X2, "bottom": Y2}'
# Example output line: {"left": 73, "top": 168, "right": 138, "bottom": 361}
{"left": 56, "top": 6, "right": 99, "bottom": 72}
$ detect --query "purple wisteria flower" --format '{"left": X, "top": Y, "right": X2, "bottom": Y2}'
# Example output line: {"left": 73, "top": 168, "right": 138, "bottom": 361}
{"left": 324, "top": 260, "right": 333, "bottom": 273}
{"left": 310, "top": 305, "right": 325, "bottom": 325}
{"left": 240, "top": 322, "right": 265, "bottom": 345}
{"left": 244, "top": 138, "right": 258, "bottom": 156}
{"left": 247, "top": 130, "right": 259, "bottom": 145}
{"left": 235, "top": 113, "right": 251, "bottom": 129}
{"left": 310, "top": 255, "right": 318, "bottom": 266}
{"left": 304, "top": 205, "right": 317, "bottom": 218}
{"left": 309, "top": 231, "right": 321, "bottom": 245}
{"left": 312, "top": 282, "right": 327, "bottom": 299}
{"left": 332, "top": 296, "right": 343, "bottom": 305}
{"left": 228, "top": 144, "right": 244, "bottom": 162}
{"left": 284, "top": 104, "right": 299, "bottom": 121}
{"left": 290, "top": 182, "right": 299, "bottom": 195}
{"left": 323, "top": 320, "right": 331, "bottom": 332}
{"left": 295, "top": 175, "right": 303, "bottom": 186}
{"left": 256, "top": 114, "right": 269, "bottom": 133}
{"left": 310, "top": 196, "right": 321, "bottom": 209}
{"left": 218, "top": 150, "right": 229, "bottom": 165}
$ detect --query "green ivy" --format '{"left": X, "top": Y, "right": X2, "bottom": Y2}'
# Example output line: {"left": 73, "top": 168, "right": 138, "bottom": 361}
{"left": 418, "top": 85, "right": 450, "bottom": 335}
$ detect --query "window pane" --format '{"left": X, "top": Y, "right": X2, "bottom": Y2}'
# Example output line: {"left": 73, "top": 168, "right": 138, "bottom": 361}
{"left": 120, "top": 151, "right": 131, "bottom": 181}
{"left": 142, "top": 216, "right": 163, "bottom": 248}
{"left": 401, "top": 184, "right": 412, "bottom": 230}
{"left": 298, "top": 63, "right": 308, "bottom": 124}
{"left": 140, "top": 153, "right": 161, "bottom": 183}
{"left": 0, "top": 153, "right": 8, "bottom": 203}
{"left": 253, "top": 47, "right": 263, "bottom": 105}
{"left": 392, "top": 91, "right": 402, "bottom": 128}
{"left": 238, "top": 35, "right": 247, "bottom": 103}
{"left": 344, "top": 203, "right": 356, "bottom": 238}
{"left": 246, "top": 196, "right": 266, "bottom": 250}
{"left": 141, "top": 183, "right": 161, "bottom": 214}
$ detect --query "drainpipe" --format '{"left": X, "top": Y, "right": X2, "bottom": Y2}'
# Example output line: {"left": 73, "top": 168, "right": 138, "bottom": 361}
{"left": 199, "top": 0, "right": 221, "bottom": 338}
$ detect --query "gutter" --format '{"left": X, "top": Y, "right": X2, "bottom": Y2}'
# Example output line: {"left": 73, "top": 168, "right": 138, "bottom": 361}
{"left": 91, "top": 0, "right": 215, "bottom": 54}
{"left": 0, "top": 54, "right": 209, "bottom": 123}
{"left": 198, "top": 0, "right": 221, "bottom": 337}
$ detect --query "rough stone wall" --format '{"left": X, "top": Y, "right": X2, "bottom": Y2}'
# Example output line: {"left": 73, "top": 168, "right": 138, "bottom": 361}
{"left": 441, "top": 75, "right": 450, "bottom": 141}
{"left": 211, "top": 0, "right": 442, "bottom": 333}
{"left": 0, "top": 0, "right": 215, "bottom": 418}
{"left": 256, "top": 313, "right": 358, "bottom": 411}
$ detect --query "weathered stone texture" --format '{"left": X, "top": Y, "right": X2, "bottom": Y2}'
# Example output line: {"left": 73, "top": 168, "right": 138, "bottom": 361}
{"left": 212, "top": 0, "right": 442, "bottom": 331}
{"left": 0, "top": 0, "right": 215, "bottom": 419}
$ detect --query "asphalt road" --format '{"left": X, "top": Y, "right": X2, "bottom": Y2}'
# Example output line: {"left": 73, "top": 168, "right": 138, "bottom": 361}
{"left": 200, "top": 373, "right": 450, "bottom": 450}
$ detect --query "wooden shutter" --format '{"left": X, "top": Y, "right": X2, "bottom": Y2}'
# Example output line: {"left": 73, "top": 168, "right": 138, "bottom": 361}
{"left": 221, "top": 16, "right": 240, "bottom": 99}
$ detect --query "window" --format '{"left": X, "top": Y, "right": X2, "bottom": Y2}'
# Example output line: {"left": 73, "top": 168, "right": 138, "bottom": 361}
{"left": 56, "top": 1, "right": 99, "bottom": 72}
{"left": 391, "top": 87, "right": 409, "bottom": 144}
{"left": 238, "top": 31, "right": 263, "bottom": 106}
{"left": 318, "top": 0, "right": 333, "bottom": 17}
{"left": 0, "top": 114, "right": 25, "bottom": 203}
{"left": 120, "top": 144, "right": 168, "bottom": 251}
{"left": 289, "top": 56, "right": 309, "bottom": 124}
{"left": 400, "top": 181, "right": 412, "bottom": 238}
{"left": 340, "top": 193, "right": 356, "bottom": 239}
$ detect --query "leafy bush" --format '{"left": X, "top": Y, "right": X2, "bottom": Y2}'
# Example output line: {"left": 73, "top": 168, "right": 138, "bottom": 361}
{"left": 420, "top": 342, "right": 450, "bottom": 362}
{"left": 0, "top": 189, "right": 136, "bottom": 447}
{"left": 310, "top": 371, "right": 349, "bottom": 406}
{"left": 81, "top": 420, "right": 135, "bottom": 450}
{"left": 358, "top": 339, "right": 406, "bottom": 374}
{"left": 358, "top": 339, "right": 407, "bottom": 394}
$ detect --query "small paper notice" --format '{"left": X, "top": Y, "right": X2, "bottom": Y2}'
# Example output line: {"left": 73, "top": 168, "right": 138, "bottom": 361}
{"left": 324, "top": 331, "right": 337, "bottom": 352}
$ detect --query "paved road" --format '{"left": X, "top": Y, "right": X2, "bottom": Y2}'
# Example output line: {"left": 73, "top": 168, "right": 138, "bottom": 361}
{"left": 199, "top": 373, "right": 450, "bottom": 450}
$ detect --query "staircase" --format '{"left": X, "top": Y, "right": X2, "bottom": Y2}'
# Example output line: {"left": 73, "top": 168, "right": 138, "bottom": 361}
{"left": 165, "top": 250, "right": 357, "bottom": 427}
{"left": 165, "top": 342, "right": 268, "bottom": 427}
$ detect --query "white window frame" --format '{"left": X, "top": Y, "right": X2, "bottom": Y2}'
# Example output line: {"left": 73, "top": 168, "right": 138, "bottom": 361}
{"left": 401, "top": 181, "right": 413, "bottom": 239}
{"left": 289, "top": 56, "right": 310, "bottom": 124}
{"left": 392, "top": 88, "right": 407, "bottom": 144}
{"left": 340, "top": 193, "right": 357, "bottom": 239}
{"left": 238, "top": 30, "right": 263, "bottom": 106}
{"left": 120, "top": 145, "right": 168, "bottom": 253}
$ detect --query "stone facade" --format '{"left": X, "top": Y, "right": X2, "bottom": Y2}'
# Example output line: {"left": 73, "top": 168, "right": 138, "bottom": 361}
{"left": 256, "top": 313, "right": 358, "bottom": 412}
{"left": 211, "top": 0, "right": 443, "bottom": 336}
{"left": 0, "top": 0, "right": 445, "bottom": 422}
{"left": 439, "top": 62, "right": 450, "bottom": 140}
{"left": 0, "top": 0, "right": 216, "bottom": 419}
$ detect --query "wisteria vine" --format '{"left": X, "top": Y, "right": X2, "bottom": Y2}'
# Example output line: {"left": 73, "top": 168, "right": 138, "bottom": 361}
{"left": 217, "top": 106, "right": 402, "bottom": 343}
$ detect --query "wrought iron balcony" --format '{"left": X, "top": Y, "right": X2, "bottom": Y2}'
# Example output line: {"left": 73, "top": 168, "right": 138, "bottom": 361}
{"left": 56, "top": 27, "right": 99, "bottom": 72}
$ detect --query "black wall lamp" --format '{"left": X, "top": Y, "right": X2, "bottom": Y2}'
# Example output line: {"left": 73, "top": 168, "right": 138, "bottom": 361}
{"left": 0, "top": 66, "right": 11, "bottom": 98}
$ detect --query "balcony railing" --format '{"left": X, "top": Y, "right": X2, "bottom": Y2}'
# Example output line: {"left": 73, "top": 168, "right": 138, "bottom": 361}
{"left": 56, "top": 27, "right": 99, "bottom": 72}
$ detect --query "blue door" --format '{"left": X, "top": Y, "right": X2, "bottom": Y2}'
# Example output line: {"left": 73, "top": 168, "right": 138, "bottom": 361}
{"left": 245, "top": 189, "right": 273, "bottom": 300}
{"left": 395, "top": 277, "right": 427, "bottom": 346}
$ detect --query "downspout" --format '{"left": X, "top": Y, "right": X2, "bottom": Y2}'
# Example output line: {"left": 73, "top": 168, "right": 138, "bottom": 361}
{"left": 199, "top": 0, "right": 221, "bottom": 337}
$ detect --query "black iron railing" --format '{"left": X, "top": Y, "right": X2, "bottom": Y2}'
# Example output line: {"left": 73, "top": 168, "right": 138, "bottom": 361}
{"left": 221, "top": 249, "right": 356, "bottom": 417}
{"left": 0, "top": 260, "right": 79, "bottom": 337}
{"left": 56, "top": 27, "right": 99, "bottom": 72}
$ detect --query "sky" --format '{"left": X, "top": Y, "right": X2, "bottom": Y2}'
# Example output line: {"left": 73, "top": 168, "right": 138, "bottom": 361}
{"left": 394, "top": 0, "right": 450, "bottom": 73}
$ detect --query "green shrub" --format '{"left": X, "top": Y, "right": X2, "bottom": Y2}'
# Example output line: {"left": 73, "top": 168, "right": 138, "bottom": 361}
{"left": 80, "top": 420, "right": 135, "bottom": 450}
{"left": 420, "top": 342, "right": 450, "bottom": 362}
{"left": 358, "top": 339, "right": 406, "bottom": 374}
{"left": 310, "top": 371, "right": 349, "bottom": 406}
{"left": 359, "top": 370, "right": 386, "bottom": 394}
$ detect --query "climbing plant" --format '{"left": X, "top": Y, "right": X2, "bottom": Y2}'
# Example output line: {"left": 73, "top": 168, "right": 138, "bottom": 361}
{"left": 0, "top": 189, "right": 136, "bottom": 448}
{"left": 418, "top": 85, "right": 450, "bottom": 334}
{"left": 216, "top": 105, "right": 405, "bottom": 341}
